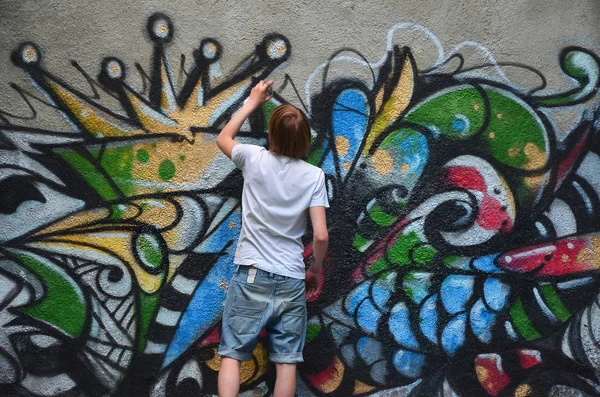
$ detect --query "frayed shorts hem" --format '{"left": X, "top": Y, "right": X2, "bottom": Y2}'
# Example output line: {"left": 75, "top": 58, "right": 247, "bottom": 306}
{"left": 217, "top": 348, "right": 303, "bottom": 364}
{"left": 269, "top": 352, "right": 304, "bottom": 363}
{"left": 217, "top": 347, "right": 252, "bottom": 362}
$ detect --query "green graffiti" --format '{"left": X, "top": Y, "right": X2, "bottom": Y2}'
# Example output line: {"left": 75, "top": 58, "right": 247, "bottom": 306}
{"left": 59, "top": 150, "right": 121, "bottom": 200}
{"left": 510, "top": 299, "right": 542, "bottom": 341}
{"left": 539, "top": 283, "right": 571, "bottom": 322}
{"left": 404, "top": 86, "right": 485, "bottom": 139}
{"left": 159, "top": 159, "right": 176, "bottom": 181}
{"left": 110, "top": 203, "right": 126, "bottom": 220}
{"left": 306, "top": 324, "right": 321, "bottom": 343}
{"left": 262, "top": 100, "right": 278, "bottom": 130}
{"left": 16, "top": 253, "right": 86, "bottom": 338}
{"left": 138, "top": 293, "right": 159, "bottom": 353}
{"left": 535, "top": 49, "right": 600, "bottom": 106}
{"left": 483, "top": 87, "right": 548, "bottom": 171}
{"left": 137, "top": 149, "right": 150, "bottom": 163}
{"left": 369, "top": 203, "right": 396, "bottom": 226}
{"left": 387, "top": 231, "right": 425, "bottom": 267}
{"left": 136, "top": 233, "right": 164, "bottom": 271}
{"left": 99, "top": 145, "right": 135, "bottom": 196}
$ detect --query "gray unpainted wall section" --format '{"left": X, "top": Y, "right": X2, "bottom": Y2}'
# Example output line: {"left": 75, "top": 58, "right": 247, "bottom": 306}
{"left": 0, "top": 0, "right": 599, "bottom": 129}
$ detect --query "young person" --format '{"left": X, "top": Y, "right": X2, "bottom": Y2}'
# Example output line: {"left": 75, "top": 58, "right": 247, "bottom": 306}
{"left": 216, "top": 80, "right": 329, "bottom": 397}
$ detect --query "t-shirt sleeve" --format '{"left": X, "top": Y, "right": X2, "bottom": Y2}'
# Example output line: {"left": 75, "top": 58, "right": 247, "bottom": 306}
{"left": 231, "top": 144, "right": 260, "bottom": 172}
{"left": 309, "top": 170, "right": 330, "bottom": 208}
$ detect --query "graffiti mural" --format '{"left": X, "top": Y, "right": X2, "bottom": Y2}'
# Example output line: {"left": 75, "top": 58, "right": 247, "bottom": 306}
{"left": 1, "top": 12, "right": 600, "bottom": 397}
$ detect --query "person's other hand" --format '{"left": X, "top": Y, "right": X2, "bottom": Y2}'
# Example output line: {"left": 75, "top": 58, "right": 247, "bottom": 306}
{"left": 247, "top": 80, "right": 274, "bottom": 108}
{"left": 305, "top": 267, "right": 320, "bottom": 299}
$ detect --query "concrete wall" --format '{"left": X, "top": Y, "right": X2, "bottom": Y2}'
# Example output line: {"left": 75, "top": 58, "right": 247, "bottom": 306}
{"left": 1, "top": 1, "right": 600, "bottom": 396}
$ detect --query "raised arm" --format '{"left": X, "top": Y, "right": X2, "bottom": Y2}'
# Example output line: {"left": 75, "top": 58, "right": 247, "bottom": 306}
{"left": 216, "top": 80, "right": 274, "bottom": 158}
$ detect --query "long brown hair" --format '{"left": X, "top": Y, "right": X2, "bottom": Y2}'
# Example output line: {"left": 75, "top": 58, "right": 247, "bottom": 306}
{"left": 268, "top": 104, "right": 311, "bottom": 159}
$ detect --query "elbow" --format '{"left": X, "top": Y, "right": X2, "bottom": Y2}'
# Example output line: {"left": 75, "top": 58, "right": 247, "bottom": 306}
{"left": 314, "top": 231, "right": 329, "bottom": 244}
{"left": 216, "top": 136, "right": 224, "bottom": 151}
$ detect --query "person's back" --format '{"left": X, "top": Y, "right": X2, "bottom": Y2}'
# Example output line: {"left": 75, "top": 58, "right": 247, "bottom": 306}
{"left": 233, "top": 144, "right": 327, "bottom": 278}
{"left": 215, "top": 81, "right": 329, "bottom": 397}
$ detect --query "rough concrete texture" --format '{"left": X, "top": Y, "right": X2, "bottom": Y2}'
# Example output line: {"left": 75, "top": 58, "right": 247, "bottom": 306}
{"left": 1, "top": 0, "right": 600, "bottom": 396}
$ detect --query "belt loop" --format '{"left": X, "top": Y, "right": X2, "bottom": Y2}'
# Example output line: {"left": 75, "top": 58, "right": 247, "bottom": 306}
{"left": 235, "top": 265, "right": 240, "bottom": 275}
{"left": 247, "top": 267, "right": 257, "bottom": 283}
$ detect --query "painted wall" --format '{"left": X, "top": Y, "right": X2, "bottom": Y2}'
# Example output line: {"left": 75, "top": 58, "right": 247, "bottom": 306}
{"left": 1, "top": 1, "right": 600, "bottom": 396}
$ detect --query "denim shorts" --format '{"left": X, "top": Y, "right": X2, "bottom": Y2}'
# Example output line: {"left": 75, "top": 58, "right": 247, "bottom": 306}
{"left": 218, "top": 265, "right": 307, "bottom": 363}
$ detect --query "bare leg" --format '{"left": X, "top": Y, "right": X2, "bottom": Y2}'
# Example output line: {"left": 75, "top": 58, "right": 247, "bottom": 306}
{"left": 274, "top": 363, "right": 297, "bottom": 397}
{"left": 218, "top": 357, "right": 241, "bottom": 397}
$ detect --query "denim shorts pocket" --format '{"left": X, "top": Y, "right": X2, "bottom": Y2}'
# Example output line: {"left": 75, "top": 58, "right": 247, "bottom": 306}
{"left": 282, "top": 302, "right": 305, "bottom": 336}
{"left": 229, "top": 297, "right": 266, "bottom": 335}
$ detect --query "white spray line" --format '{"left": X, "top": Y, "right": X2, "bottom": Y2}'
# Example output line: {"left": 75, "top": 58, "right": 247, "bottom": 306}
{"left": 385, "top": 23, "right": 445, "bottom": 63}
{"left": 304, "top": 55, "right": 379, "bottom": 111}
{"left": 305, "top": 23, "right": 513, "bottom": 111}
{"left": 533, "top": 37, "right": 600, "bottom": 97}
{"left": 443, "top": 41, "right": 510, "bottom": 83}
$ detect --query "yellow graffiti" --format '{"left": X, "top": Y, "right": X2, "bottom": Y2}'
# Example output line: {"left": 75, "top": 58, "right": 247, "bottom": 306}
{"left": 35, "top": 232, "right": 163, "bottom": 293}
{"left": 515, "top": 384, "right": 532, "bottom": 397}
{"left": 365, "top": 53, "right": 415, "bottom": 154}
{"left": 372, "top": 149, "right": 394, "bottom": 174}
{"left": 206, "top": 343, "right": 269, "bottom": 385}
{"left": 353, "top": 380, "right": 377, "bottom": 394}
{"left": 48, "top": 81, "right": 136, "bottom": 138}
{"left": 129, "top": 137, "right": 220, "bottom": 191}
{"left": 523, "top": 142, "right": 546, "bottom": 170}
{"left": 335, "top": 135, "right": 350, "bottom": 157}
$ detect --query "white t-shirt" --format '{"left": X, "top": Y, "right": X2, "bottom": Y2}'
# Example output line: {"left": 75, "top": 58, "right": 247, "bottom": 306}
{"left": 231, "top": 144, "right": 329, "bottom": 279}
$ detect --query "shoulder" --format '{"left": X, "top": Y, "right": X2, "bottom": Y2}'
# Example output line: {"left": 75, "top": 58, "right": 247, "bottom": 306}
{"left": 232, "top": 144, "right": 266, "bottom": 162}
{"left": 233, "top": 144, "right": 265, "bottom": 155}
{"left": 231, "top": 144, "right": 266, "bottom": 169}
{"left": 298, "top": 160, "right": 325, "bottom": 178}
{"left": 296, "top": 159, "right": 320, "bottom": 172}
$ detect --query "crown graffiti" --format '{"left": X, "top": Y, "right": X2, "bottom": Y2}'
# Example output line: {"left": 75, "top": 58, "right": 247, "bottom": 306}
{"left": 6, "top": 13, "right": 290, "bottom": 197}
